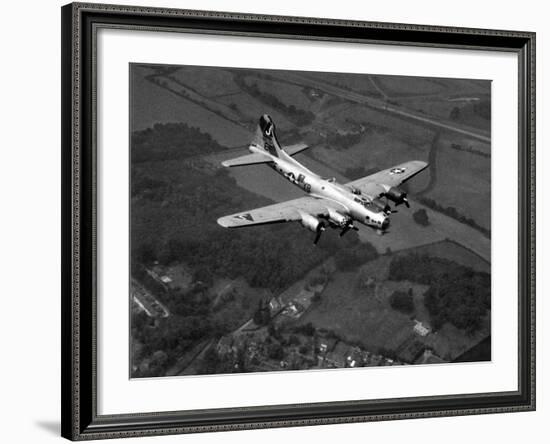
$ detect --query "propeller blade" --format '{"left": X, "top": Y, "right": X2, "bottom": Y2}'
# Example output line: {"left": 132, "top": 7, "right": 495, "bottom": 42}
{"left": 339, "top": 220, "right": 357, "bottom": 237}
{"left": 339, "top": 226, "right": 351, "bottom": 237}
{"left": 313, "top": 226, "right": 325, "bottom": 245}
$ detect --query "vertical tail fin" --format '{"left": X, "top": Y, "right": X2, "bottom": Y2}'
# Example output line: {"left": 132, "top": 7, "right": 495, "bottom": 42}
{"left": 252, "top": 114, "right": 283, "bottom": 158}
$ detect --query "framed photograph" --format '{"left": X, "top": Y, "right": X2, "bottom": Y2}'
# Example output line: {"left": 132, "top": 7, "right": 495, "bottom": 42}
{"left": 61, "top": 2, "right": 535, "bottom": 440}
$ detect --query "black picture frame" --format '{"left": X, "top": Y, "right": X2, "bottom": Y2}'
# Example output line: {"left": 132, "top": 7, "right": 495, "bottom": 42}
{"left": 61, "top": 2, "right": 536, "bottom": 440}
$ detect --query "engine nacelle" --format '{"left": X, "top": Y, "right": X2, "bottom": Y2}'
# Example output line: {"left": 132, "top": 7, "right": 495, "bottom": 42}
{"left": 372, "top": 198, "right": 391, "bottom": 214}
{"left": 384, "top": 186, "right": 407, "bottom": 204}
{"left": 327, "top": 209, "right": 350, "bottom": 228}
{"left": 300, "top": 213, "right": 324, "bottom": 233}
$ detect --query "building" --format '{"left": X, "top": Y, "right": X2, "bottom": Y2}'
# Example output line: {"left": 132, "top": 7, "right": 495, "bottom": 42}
{"left": 325, "top": 342, "right": 350, "bottom": 368}
{"left": 268, "top": 297, "right": 284, "bottom": 314}
{"left": 414, "top": 349, "right": 446, "bottom": 365}
{"left": 413, "top": 320, "right": 431, "bottom": 336}
{"left": 216, "top": 336, "right": 235, "bottom": 356}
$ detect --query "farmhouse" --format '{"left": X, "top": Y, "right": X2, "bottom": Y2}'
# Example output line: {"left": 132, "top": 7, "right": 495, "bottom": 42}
{"left": 413, "top": 320, "right": 431, "bottom": 336}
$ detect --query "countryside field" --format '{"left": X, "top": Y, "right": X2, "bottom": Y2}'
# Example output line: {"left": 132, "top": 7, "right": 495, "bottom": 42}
{"left": 297, "top": 241, "right": 490, "bottom": 363}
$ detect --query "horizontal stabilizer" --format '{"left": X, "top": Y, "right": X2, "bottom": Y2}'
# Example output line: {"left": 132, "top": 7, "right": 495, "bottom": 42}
{"left": 284, "top": 143, "right": 310, "bottom": 156}
{"left": 221, "top": 151, "right": 271, "bottom": 168}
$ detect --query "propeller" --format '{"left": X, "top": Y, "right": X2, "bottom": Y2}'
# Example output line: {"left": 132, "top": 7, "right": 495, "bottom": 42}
{"left": 395, "top": 195, "right": 410, "bottom": 208}
{"left": 378, "top": 194, "right": 396, "bottom": 215}
{"left": 339, "top": 221, "right": 358, "bottom": 237}
{"left": 385, "top": 197, "right": 392, "bottom": 213}
{"left": 313, "top": 224, "right": 326, "bottom": 245}
{"left": 339, "top": 226, "right": 351, "bottom": 238}
{"left": 381, "top": 188, "right": 410, "bottom": 209}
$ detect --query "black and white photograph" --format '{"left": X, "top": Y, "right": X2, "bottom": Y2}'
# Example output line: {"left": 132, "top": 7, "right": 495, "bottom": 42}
{"left": 1, "top": 0, "right": 544, "bottom": 442}
{"left": 129, "top": 63, "right": 492, "bottom": 378}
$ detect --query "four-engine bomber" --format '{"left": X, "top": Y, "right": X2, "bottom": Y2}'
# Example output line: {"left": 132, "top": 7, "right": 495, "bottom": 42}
{"left": 217, "top": 115, "right": 428, "bottom": 244}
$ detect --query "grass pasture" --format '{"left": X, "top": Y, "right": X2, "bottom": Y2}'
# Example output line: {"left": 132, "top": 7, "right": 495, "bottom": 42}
{"left": 400, "top": 240, "right": 490, "bottom": 273}
{"left": 245, "top": 75, "right": 313, "bottom": 110}
{"left": 297, "top": 264, "right": 427, "bottom": 360}
{"left": 131, "top": 69, "right": 251, "bottom": 146}
{"left": 298, "top": 244, "right": 490, "bottom": 362}
{"left": 371, "top": 75, "right": 446, "bottom": 97}
{"left": 300, "top": 71, "right": 384, "bottom": 98}
{"left": 215, "top": 92, "right": 295, "bottom": 131}
{"left": 424, "top": 139, "right": 491, "bottom": 230}
{"left": 169, "top": 66, "right": 241, "bottom": 97}
{"left": 371, "top": 75, "right": 488, "bottom": 98}
{"left": 398, "top": 94, "right": 491, "bottom": 131}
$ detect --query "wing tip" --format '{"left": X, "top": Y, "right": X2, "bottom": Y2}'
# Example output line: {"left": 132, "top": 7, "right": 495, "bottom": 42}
{"left": 217, "top": 217, "right": 231, "bottom": 228}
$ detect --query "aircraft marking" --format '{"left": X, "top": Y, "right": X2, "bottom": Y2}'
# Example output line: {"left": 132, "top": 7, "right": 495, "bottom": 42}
{"left": 390, "top": 167, "right": 406, "bottom": 174}
{"left": 234, "top": 213, "right": 254, "bottom": 221}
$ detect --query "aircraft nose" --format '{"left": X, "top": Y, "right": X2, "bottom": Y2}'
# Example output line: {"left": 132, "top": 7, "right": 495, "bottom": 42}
{"left": 382, "top": 217, "right": 390, "bottom": 230}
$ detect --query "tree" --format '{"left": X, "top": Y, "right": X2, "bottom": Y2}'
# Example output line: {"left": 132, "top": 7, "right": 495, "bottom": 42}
{"left": 268, "top": 323, "right": 282, "bottom": 339}
{"left": 133, "top": 243, "right": 156, "bottom": 264}
{"left": 450, "top": 106, "right": 461, "bottom": 121}
{"left": 253, "top": 299, "right": 270, "bottom": 326}
{"left": 288, "top": 335, "right": 300, "bottom": 346}
{"left": 334, "top": 241, "right": 378, "bottom": 271}
{"left": 267, "top": 343, "right": 284, "bottom": 360}
{"left": 292, "top": 322, "right": 315, "bottom": 336}
{"left": 413, "top": 208, "right": 430, "bottom": 226}
{"left": 388, "top": 254, "right": 490, "bottom": 333}
{"left": 389, "top": 290, "right": 415, "bottom": 314}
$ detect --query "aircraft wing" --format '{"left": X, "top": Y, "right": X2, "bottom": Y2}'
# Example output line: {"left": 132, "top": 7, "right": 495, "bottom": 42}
{"left": 346, "top": 160, "right": 428, "bottom": 196}
{"left": 217, "top": 196, "right": 330, "bottom": 228}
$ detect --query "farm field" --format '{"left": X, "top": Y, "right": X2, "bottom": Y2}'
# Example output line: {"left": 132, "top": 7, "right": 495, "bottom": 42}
{"left": 215, "top": 92, "right": 294, "bottom": 131}
{"left": 131, "top": 67, "right": 251, "bottom": 146}
{"left": 298, "top": 247, "right": 490, "bottom": 362}
{"left": 397, "top": 94, "right": 491, "bottom": 131}
{"left": 242, "top": 74, "right": 313, "bottom": 109}
{"left": 299, "top": 71, "right": 385, "bottom": 98}
{"left": 370, "top": 75, "right": 488, "bottom": 98}
{"left": 169, "top": 66, "right": 240, "bottom": 97}
{"left": 398, "top": 240, "right": 490, "bottom": 273}
{"left": 422, "top": 139, "right": 491, "bottom": 230}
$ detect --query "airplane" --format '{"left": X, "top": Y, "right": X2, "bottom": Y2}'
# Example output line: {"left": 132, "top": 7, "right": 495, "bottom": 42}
{"left": 217, "top": 114, "right": 428, "bottom": 244}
